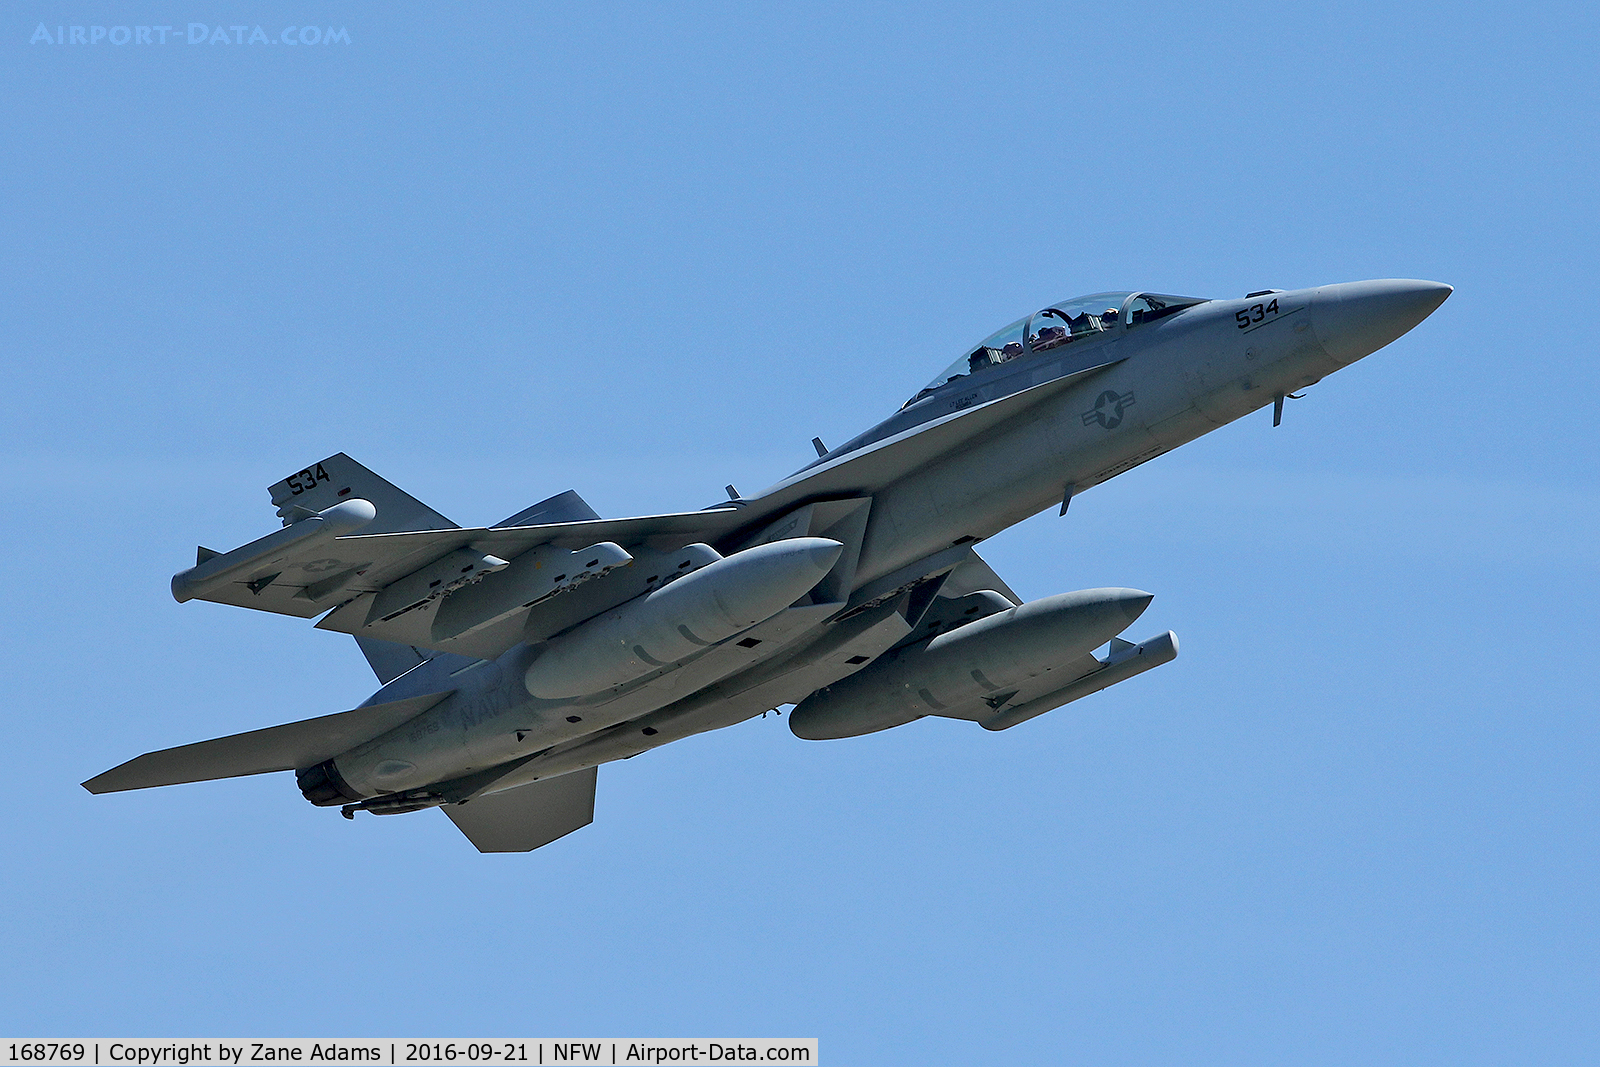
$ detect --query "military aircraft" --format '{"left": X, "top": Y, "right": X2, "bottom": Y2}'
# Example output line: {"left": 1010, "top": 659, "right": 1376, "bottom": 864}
{"left": 86, "top": 278, "right": 1451, "bottom": 851}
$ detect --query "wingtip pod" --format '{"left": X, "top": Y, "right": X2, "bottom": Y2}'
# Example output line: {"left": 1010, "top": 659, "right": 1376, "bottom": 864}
{"left": 789, "top": 588, "right": 1158, "bottom": 740}
{"left": 171, "top": 498, "right": 377, "bottom": 603}
{"left": 979, "top": 628, "right": 1177, "bottom": 731}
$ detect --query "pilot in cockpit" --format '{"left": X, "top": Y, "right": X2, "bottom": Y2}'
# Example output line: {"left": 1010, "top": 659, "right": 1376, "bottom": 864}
{"left": 1032, "top": 324, "right": 1067, "bottom": 351}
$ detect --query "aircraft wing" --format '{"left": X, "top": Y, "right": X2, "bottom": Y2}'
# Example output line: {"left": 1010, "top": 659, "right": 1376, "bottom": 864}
{"left": 170, "top": 453, "right": 752, "bottom": 660}
{"left": 174, "top": 503, "right": 747, "bottom": 623}
{"left": 172, "top": 372, "right": 1082, "bottom": 665}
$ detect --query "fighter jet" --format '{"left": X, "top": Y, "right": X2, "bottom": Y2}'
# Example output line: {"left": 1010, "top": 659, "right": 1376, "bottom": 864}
{"left": 86, "top": 278, "right": 1451, "bottom": 851}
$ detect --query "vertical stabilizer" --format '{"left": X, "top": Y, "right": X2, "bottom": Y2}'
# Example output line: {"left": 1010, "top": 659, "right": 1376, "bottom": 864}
{"left": 355, "top": 636, "right": 436, "bottom": 684}
{"left": 444, "top": 768, "right": 598, "bottom": 852}
{"left": 495, "top": 489, "right": 601, "bottom": 528}
{"left": 268, "top": 453, "right": 458, "bottom": 534}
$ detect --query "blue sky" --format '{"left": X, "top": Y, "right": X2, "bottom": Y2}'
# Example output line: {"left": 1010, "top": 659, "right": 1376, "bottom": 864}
{"left": 2, "top": 2, "right": 1596, "bottom": 1062}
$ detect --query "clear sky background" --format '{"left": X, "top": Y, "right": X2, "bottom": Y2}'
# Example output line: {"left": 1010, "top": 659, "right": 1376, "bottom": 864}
{"left": 2, "top": 2, "right": 1596, "bottom": 1062}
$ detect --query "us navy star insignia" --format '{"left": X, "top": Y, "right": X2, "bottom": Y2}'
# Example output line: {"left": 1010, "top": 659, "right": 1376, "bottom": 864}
{"left": 1082, "top": 389, "right": 1136, "bottom": 429}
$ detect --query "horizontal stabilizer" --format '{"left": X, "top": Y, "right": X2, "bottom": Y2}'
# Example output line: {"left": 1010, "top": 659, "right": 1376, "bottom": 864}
{"left": 444, "top": 768, "right": 598, "bottom": 852}
{"left": 82, "top": 691, "right": 451, "bottom": 794}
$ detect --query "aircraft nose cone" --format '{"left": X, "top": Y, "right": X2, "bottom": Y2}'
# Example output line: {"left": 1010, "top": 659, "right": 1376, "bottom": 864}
{"left": 1312, "top": 279, "right": 1452, "bottom": 365}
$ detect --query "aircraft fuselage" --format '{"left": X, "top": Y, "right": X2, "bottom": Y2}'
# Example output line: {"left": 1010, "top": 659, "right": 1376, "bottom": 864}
{"left": 89, "top": 277, "right": 1451, "bottom": 851}
{"left": 320, "top": 280, "right": 1446, "bottom": 807}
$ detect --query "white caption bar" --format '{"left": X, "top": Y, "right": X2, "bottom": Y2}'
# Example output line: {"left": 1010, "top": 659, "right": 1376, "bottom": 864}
{"left": 0, "top": 1043, "right": 817, "bottom": 1067}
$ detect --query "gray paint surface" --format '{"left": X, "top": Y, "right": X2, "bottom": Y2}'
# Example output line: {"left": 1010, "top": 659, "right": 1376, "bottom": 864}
{"left": 90, "top": 279, "right": 1452, "bottom": 851}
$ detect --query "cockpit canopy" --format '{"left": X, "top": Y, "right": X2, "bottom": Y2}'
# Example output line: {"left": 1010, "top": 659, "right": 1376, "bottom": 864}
{"left": 906, "top": 291, "right": 1206, "bottom": 407}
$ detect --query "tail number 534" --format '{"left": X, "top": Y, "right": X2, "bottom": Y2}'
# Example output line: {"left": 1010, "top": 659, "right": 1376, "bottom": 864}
{"left": 285, "top": 463, "right": 331, "bottom": 495}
